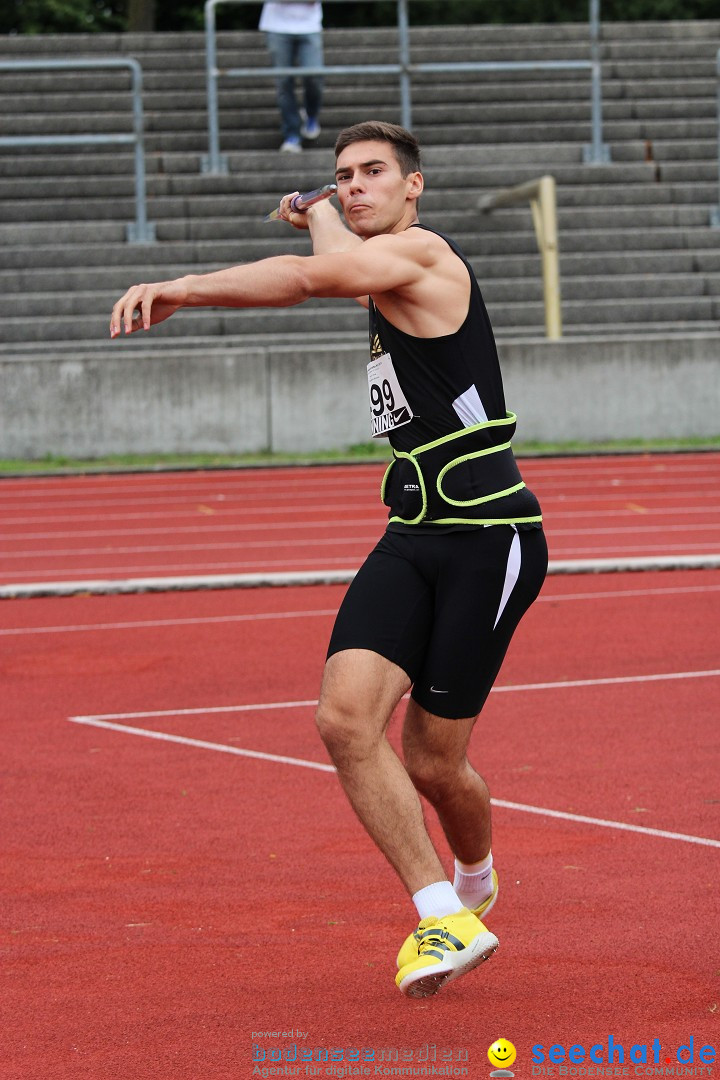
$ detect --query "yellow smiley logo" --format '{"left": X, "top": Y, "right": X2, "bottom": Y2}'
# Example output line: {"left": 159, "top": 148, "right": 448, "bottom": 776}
{"left": 488, "top": 1040, "right": 517, "bottom": 1069}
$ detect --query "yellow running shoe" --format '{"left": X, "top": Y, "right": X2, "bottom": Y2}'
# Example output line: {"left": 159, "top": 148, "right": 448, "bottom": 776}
{"left": 395, "top": 907, "right": 499, "bottom": 998}
{"left": 396, "top": 869, "right": 498, "bottom": 970}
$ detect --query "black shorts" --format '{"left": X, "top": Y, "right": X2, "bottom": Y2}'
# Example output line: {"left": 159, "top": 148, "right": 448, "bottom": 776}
{"left": 327, "top": 525, "right": 548, "bottom": 720}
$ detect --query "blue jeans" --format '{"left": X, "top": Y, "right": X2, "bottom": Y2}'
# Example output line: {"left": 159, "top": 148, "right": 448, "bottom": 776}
{"left": 265, "top": 31, "right": 324, "bottom": 141}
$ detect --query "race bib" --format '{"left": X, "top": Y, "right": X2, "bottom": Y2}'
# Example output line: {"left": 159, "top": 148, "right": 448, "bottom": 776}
{"left": 366, "top": 352, "right": 414, "bottom": 438}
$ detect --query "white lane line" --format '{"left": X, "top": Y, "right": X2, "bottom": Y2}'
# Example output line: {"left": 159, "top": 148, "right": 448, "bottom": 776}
{"left": 0, "top": 474, "right": 379, "bottom": 501}
{"left": 2, "top": 544, "right": 718, "bottom": 581}
{"left": 67, "top": 715, "right": 334, "bottom": 773}
{"left": 2, "top": 503, "right": 716, "bottom": 529}
{"left": 491, "top": 669, "right": 720, "bottom": 692}
{"left": 6, "top": 517, "right": 720, "bottom": 544}
{"left": 490, "top": 799, "right": 720, "bottom": 848}
{"left": 0, "top": 534, "right": 381, "bottom": 560}
{"left": 0, "top": 535, "right": 382, "bottom": 561}
{"left": 2, "top": 486, "right": 719, "bottom": 518}
{"left": 5, "top": 582, "right": 720, "bottom": 637}
{"left": 0, "top": 608, "right": 339, "bottom": 637}
{"left": 1, "top": 501, "right": 381, "bottom": 527}
{"left": 0, "top": 555, "right": 366, "bottom": 579}
{"left": 65, "top": 715, "right": 720, "bottom": 850}
{"left": 4, "top": 461, "right": 718, "bottom": 502}
{"left": 66, "top": 668, "right": 720, "bottom": 725}
{"left": 4, "top": 554, "right": 720, "bottom": 595}
{"left": 0, "top": 489, "right": 377, "bottom": 512}
{"left": 3, "top": 462, "right": 717, "bottom": 500}
{"left": 4, "top": 518, "right": 382, "bottom": 542}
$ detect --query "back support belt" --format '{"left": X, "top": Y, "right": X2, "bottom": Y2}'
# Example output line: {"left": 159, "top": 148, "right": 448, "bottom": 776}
{"left": 380, "top": 413, "right": 543, "bottom": 526}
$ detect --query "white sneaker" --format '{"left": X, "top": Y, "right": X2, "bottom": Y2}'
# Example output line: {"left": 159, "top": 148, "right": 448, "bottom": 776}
{"left": 279, "top": 137, "right": 301, "bottom": 153}
{"left": 301, "top": 117, "right": 321, "bottom": 140}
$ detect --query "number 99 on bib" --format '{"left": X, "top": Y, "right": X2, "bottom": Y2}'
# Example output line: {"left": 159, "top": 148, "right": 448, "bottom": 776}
{"left": 367, "top": 352, "right": 414, "bottom": 438}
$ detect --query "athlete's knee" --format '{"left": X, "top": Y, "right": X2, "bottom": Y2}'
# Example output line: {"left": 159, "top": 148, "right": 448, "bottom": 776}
{"left": 315, "top": 697, "right": 374, "bottom": 764}
{"left": 404, "top": 748, "right": 466, "bottom": 804}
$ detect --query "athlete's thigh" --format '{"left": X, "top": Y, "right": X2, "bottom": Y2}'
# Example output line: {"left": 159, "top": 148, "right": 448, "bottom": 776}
{"left": 318, "top": 647, "right": 412, "bottom": 747}
{"left": 326, "top": 531, "right": 434, "bottom": 685}
{"left": 412, "top": 526, "right": 548, "bottom": 719}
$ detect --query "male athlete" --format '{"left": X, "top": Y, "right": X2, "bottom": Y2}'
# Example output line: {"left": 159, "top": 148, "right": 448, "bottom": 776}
{"left": 110, "top": 121, "right": 548, "bottom": 998}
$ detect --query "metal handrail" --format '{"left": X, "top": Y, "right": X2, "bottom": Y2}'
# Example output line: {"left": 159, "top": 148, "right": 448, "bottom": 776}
{"left": 0, "top": 57, "right": 155, "bottom": 243}
{"left": 203, "top": 0, "right": 610, "bottom": 174}
{"left": 479, "top": 176, "right": 562, "bottom": 340}
{"left": 711, "top": 48, "right": 720, "bottom": 227}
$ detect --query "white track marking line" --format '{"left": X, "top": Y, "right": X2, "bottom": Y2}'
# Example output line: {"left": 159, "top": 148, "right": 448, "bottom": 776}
{"left": 490, "top": 800, "right": 720, "bottom": 848}
{"left": 3, "top": 582, "right": 719, "bottom": 637}
{"left": 65, "top": 715, "right": 720, "bottom": 850}
{"left": 4, "top": 583, "right": 720, "bottom": 636}
{"left": 4, "top": 518, "right": 382, "bottom": 542}
{"left": 2, "top": 485, "right": 719, "bottom": 517}
{"left": 0, "top": 535, "right": 382, "bottom": 560}
{"left": 491, "top": 669, "right": 720, "bottom": 692}
{"left": 0, "top": 555, "right": 366, "bottom": 579}
{"left": 4, "top": 502, "right": 717, "bottom": 529}
{"left": 67, "top": 668, "right": 720, "bottom": 725}
{"left": 68, "top": 716, "right": 334, "bottom": 773}
{"left": 1, "top": 501, "right": 381, "bottom": 526}
{"left": 4, "top": 459, "right": 718, "bottom": 500}
{"left": 3, "top": 459, "right": 717, "bottom": 497}
{"left": 0, "top": 608, "right": 339, "bottom": 636}
{"left": 3, "top": 542, "right": 718, "bottom": 580}
{"left": 7, "top": 517, "right": 720, "bottom": 545}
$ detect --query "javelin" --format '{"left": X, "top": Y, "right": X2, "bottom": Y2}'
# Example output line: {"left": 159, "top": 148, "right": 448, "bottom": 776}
{"left": 264, "top": 183, "right": 338, "bottom": 222}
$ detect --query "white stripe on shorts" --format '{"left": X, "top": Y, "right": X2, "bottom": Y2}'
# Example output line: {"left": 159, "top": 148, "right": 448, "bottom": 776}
{"left": 493, "top": 525, "right": 521, "bottom": 629}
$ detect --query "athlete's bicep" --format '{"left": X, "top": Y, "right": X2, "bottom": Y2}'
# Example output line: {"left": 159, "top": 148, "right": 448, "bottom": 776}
{"left": 302, "top": 237, "right": 426, "bottom": 301}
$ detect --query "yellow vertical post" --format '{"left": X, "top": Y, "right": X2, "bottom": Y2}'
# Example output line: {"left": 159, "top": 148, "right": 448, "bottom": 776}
{"left": 530, "top": 176, "right": 562, "bottom": 340}
{"left": 478, "top": 175, "right": 563, "bottom": 340}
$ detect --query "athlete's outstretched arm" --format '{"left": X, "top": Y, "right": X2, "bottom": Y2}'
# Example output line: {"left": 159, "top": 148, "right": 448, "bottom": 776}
{"left": 109, "top": 232, "right": 429, "bottom": 338}
{"left": 276, "top": 192, "right": 367, "bottom": 307}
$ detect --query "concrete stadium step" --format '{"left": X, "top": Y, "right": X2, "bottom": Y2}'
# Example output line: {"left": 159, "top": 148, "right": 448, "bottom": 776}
{"left": 7, "top": 175, "right": 714, "bottom": 210}
{"left": 0, "top": 248, "right": 703, "bottom": 287}
{"left": 3, "top": 294, "right": 717, "bottom": 344}
{"left": 7, "top": 270, "right": 710, "bottom": 321}
{"left": 2, "top": 18, "right": 718, "bottom": 349}
{"left": 3, "top": 196, "right": 709, "bottom": 233}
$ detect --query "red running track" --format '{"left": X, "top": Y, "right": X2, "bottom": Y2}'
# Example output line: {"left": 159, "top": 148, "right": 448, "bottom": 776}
{"left": 1, "top": 568, "right": 719, "bottom": 1079}
{"left": 1, "top": 452, "right": 719, "bottom": 587}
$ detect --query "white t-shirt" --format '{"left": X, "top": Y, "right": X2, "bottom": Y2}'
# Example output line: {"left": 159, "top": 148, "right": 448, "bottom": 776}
{"left": 259, "top": 3, "right": 323, "bottom": 34}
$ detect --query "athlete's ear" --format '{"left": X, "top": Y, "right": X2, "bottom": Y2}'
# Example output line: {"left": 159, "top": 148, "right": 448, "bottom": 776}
{"left": 406, "top": 171, "right": 424, "bottom": 203}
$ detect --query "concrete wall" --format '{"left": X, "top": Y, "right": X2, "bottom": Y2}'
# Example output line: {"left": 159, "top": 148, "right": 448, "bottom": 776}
{"left": 1, "top": 334, "right": 719, "bottom": 459}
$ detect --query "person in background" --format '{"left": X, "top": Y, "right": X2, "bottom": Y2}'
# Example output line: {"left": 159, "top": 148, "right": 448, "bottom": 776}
{"left": 260, "top": 1, "right": 324, "bottom": 152}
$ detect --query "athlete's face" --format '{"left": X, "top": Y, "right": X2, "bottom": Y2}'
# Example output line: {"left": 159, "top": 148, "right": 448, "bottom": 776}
{"left": 334, "top": 139, "right": 423, "bottom": 238}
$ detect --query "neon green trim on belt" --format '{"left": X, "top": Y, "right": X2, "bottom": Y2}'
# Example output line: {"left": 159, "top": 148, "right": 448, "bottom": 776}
{"left": 381, "top": 413, "right": 543, "bottom": 527}
{"left": 410, "top": 413, "right": 519, "bottom": 455}
{"left": 380, "top": 451, "right": 427, "bottom": 526}
{"left": 436, "top": 440, "right": 525, "bottom": 507}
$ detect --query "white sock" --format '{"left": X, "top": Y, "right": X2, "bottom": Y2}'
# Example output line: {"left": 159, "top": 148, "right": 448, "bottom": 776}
{"left": 453, "top": 852, "right": 494, "bottom": 910}
{"left": 412, "top": 881, "right": 464, "bottom": 921}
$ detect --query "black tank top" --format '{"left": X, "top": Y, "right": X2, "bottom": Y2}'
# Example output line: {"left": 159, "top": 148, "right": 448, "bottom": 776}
{"left": 369, "top": 223, "right": 508, "bottom": 452}
{"left": 368, "top": 224, "right": 542, "bottom": 530}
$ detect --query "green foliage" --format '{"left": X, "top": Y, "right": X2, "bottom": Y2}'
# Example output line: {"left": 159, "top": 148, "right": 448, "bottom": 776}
{"left": 1, "top": 0, "right": 717, "bottom": 35}
{"left": 0, "top": 0, "right": 125, "bottom": 33}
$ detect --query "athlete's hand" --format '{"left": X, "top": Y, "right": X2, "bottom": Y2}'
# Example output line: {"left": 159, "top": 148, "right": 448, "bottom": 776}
{"left": 275, "top": 191, "right": 312, "bottom": 230}
{"left": 109, "top": 278, "right": 188, "bottom": 338}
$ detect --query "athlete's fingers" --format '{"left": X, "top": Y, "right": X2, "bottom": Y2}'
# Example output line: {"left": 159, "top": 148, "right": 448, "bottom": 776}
{"left": 110, "top": 284, "right": 150, "bottom": 337}
{"left": 277, "top": 191, "right": 300, "bottom": 220}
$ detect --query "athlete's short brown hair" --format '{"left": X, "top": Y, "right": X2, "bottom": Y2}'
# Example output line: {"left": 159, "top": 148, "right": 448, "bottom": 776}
{"left": 334, "top": 121, "right": 421, "bottom": 177}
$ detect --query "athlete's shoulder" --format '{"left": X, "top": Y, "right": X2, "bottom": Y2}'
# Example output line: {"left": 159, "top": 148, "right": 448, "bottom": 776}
{"left": 362, "top": 225, "right": 449, "bottom": 266}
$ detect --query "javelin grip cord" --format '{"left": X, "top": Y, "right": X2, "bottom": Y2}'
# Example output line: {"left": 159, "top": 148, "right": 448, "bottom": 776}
{"left": 265, "top": 183, "right": 337, "bottom": 221}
